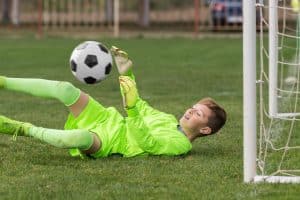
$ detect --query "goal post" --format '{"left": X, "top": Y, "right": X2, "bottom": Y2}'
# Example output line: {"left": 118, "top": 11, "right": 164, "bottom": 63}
{"left": 243, "top": 0, "right": 257, "bottom": 183}
{"left": 269, "top": 0, "right": 279, "bottom": 118}
{"left": 244, "top": 0, "right": 300, "bottom": 184}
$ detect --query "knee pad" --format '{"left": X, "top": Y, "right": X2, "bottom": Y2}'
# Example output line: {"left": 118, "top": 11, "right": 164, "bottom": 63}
{"left": 55, "top": 81, "right": 81, "bottom": 106}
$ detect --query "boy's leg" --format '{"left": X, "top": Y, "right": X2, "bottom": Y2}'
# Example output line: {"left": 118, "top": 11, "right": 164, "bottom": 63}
{"left": 28, "top": 127, "right": 99, "bottom": 151}
{"left": 68, "top": 91, "right": 89, "bottom": 117}
{"left": 0, "top": 77, "right": 100, "bottom": 152}
{"left": 0, "top": 76, "right": 81, "bottom": 106}
{"left": 0, "top": 115, "right": 101, "bottom": 154}
{"left": 0, "top": 76, "right": 89, "bottom": 118}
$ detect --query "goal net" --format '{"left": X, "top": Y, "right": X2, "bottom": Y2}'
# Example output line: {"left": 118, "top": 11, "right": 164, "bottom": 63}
{"left": 247, "top": 0, "right": 300, "bottom": 183}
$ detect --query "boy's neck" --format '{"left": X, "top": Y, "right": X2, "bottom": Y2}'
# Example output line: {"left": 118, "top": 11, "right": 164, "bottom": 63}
{"left": 180, "top": 126, "right": 197, "bottom": 142}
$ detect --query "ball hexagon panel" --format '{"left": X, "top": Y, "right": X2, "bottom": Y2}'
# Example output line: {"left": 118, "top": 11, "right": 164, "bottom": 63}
{"left": 70, "top": 60, "right": 77, "bottom": 72}
{"left": 105, "top": 63, "right": 112, "bottom": 75}
{"left": 84, "top": 55, "right": 98, "bottom": 68}
{"left": 84, "top": 76, "right": 97, "bottom": 84}
{"left": 98, "top": 44, "right": 109, "bottom": 54}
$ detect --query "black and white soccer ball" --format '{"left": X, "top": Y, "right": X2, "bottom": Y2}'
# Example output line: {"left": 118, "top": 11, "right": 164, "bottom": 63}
{"left": 69, "top": 41, "right": 113, "bottom": 84}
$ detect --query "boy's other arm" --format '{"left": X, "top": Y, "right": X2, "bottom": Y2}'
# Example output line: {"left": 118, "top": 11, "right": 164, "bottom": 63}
{"left": 120, "top": 76, "right": 191, "bottom": 155}
{"left": 126, "top": 113, "right": 191, "bottom": 156}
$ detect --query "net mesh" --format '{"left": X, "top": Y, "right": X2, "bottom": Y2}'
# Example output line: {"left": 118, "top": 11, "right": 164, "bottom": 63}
{"left": 258, "top": 0, "right": 300, "bottom": 178}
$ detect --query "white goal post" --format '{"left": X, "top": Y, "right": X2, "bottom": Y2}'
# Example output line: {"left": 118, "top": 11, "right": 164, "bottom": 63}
{"left": 243, "top": 0, "right": 300, "bottom": 183}
{"left": 243, "top": 0, "right": 257, "bottom": 183}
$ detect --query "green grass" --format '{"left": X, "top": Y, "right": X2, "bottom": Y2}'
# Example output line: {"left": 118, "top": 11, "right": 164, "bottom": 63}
{"left": 0, "top": 36, "right": 299, "bottom": 200}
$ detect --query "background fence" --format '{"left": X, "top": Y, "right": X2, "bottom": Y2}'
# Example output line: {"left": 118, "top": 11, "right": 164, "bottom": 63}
{"left": 0, "top": 0, "right": 247, "bottom": 37}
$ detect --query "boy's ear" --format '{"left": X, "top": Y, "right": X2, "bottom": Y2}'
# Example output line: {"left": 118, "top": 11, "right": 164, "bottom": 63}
{"left": 199, "top": 127, "right": 212, "bottom": 135}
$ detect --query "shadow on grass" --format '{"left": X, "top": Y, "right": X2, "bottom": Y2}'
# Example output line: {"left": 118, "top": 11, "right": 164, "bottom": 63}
{"left": 190, "top": 142, "right": 230, "bottom": 158}
{"left": 0, "top": 143, "right": 9, "bottom": 148}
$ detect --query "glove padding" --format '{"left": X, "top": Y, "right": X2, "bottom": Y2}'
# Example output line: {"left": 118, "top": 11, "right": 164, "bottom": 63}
{"left": 119, "top": 76, "right": 138, "bottom": 109}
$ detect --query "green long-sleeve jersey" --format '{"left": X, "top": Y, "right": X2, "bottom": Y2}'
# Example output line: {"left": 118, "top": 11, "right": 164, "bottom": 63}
{"left": 65, "top": 97, "right": 192, "bottom": 158}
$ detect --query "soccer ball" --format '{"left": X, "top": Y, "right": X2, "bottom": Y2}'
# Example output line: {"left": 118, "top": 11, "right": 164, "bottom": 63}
{"left": 69, "top": 41, "right": 113, "bottom": 84}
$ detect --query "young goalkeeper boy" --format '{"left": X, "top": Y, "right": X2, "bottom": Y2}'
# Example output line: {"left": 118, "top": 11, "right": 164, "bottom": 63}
{"left": 0, "top": 47, "right": 226, "bottom": 158}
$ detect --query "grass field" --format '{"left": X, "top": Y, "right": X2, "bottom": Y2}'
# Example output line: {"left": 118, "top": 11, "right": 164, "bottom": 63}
{"left": 0, "top": 36, "right": 300, "bottom": 199}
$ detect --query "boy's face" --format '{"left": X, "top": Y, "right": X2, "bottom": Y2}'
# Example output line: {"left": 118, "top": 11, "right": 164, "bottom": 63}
{"left": 179, "top": 103, "right": 213, "bottom": 135}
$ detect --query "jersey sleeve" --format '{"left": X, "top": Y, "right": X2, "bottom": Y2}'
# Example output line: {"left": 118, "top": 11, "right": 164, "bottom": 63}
{"left": 126, "top": 109, "right": 192, "bottom": 156}
{"left": 134, "top": 98, "right": 161, "bottom": 116}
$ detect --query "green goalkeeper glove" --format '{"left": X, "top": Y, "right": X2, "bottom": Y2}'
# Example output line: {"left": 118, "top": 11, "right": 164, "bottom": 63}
{"left": 119, "top": 76, "right": 138, "bottom": 109}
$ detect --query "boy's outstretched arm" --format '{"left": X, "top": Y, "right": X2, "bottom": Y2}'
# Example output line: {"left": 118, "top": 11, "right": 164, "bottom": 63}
{"left": 112, "top": 46, "right": 160, "bottom": 117}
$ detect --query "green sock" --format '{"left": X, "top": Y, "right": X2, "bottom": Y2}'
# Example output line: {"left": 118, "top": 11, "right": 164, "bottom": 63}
{"left": 1, "top": 76, "right": 81, "bottom": 106}
{"left": 28, "top": 126, "right": 93, "bottom": 150}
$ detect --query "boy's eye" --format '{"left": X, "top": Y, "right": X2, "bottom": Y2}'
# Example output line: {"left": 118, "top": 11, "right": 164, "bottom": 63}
{"left": 197, "top": 112, "right": 201, "bottom": 117}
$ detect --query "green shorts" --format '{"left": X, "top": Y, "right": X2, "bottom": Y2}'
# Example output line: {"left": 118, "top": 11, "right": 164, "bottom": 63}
{"left": 64, "top": 96, "right": 126, "bottom": 158}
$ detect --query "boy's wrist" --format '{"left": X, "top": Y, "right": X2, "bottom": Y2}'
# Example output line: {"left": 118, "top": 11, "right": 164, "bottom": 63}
{"left": 126, "top": 106, "right": 138, "bottom": 117}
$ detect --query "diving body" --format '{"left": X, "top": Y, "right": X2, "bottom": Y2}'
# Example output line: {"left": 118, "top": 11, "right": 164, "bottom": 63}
{"left": 0, "top": 46, "right": 226, "bottom": 159}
